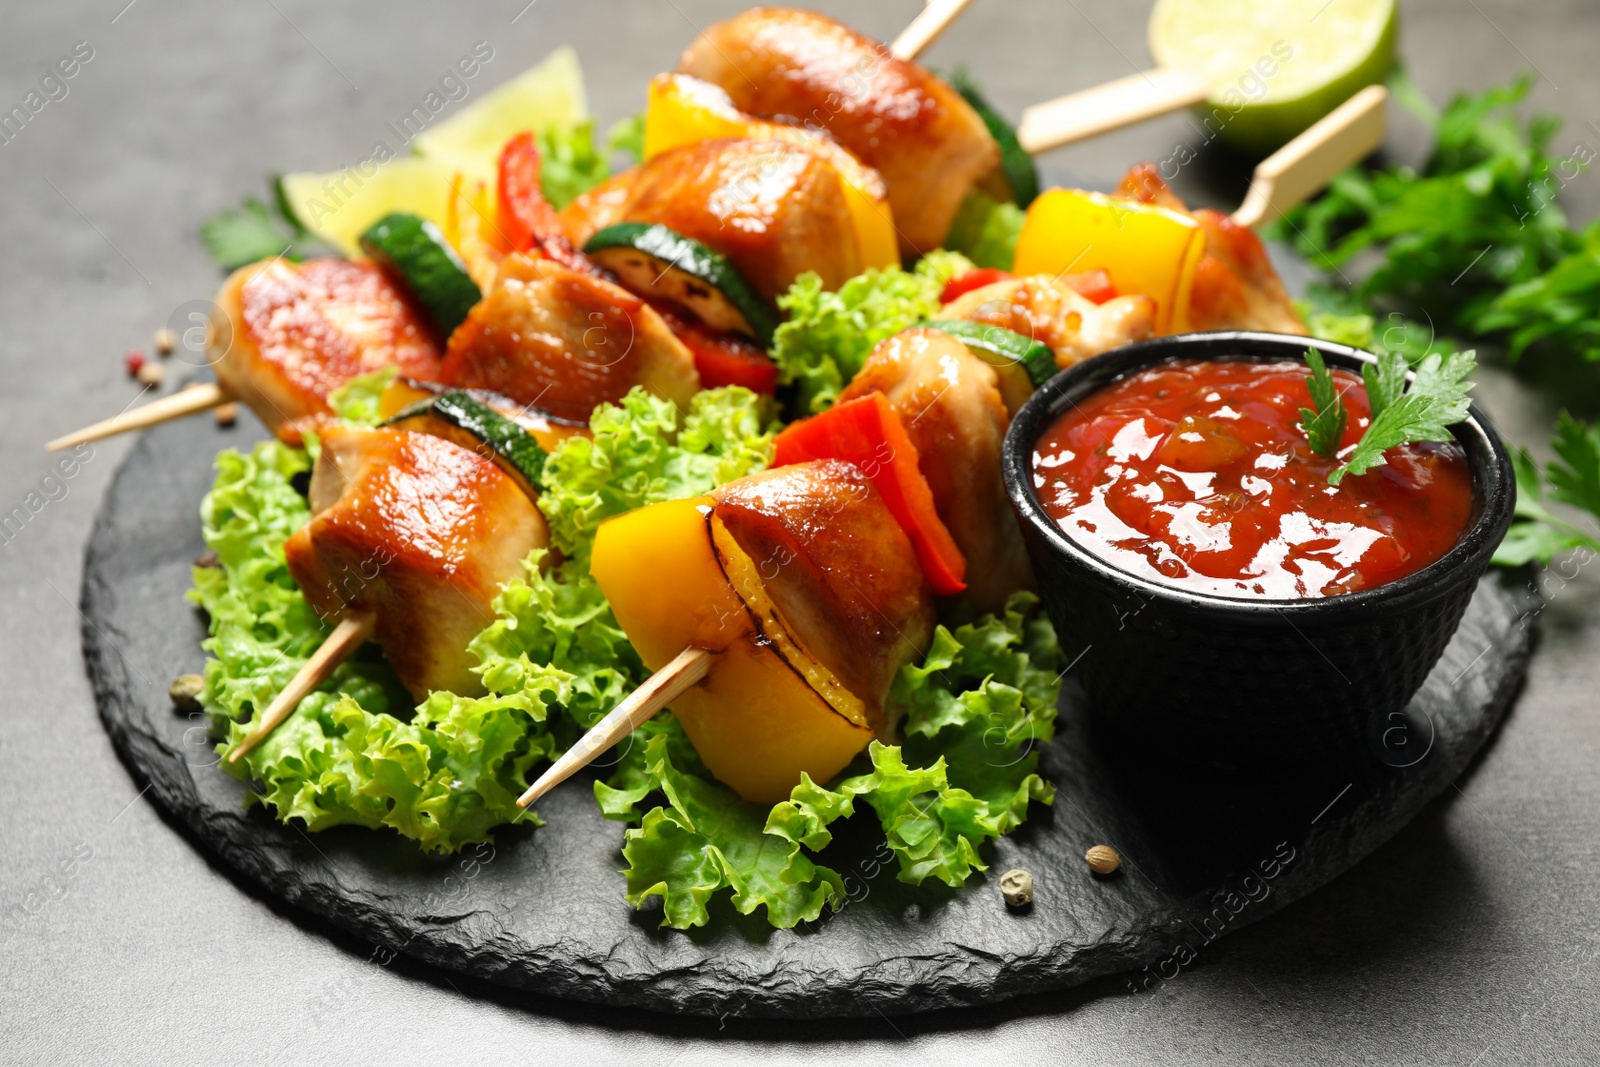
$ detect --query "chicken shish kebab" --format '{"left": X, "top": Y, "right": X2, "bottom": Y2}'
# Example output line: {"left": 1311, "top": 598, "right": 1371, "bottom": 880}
{"left": 49, "top": 7, "right": 1363, "bottom": 457}
{"left": 284, "top": 424, "right": 548, "bottom": 699}
{"left": 237, "top": 317, "right": 1038, "bottom": 797}
{"left": 439, "top": 253, "right": 699, "bottom": 423}
{"left": 676, "top": 7, "right": 1006, "bottom": 254}
{"left": 1112, "top": 164, "right": 1308, "bottom": 335}
{"left": 210, "top": 258, "right": 444, "bottom": 447}
{"left": 594, "top": 459, "right": 937, "bottom": 802}
{"left": 838, "top": 327, "right": 1032, "bottom": 614}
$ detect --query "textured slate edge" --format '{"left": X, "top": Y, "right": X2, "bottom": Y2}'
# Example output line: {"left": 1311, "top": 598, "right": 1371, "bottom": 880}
{"left": 81, "top": 425, "right": 1535, "bottom": 1018}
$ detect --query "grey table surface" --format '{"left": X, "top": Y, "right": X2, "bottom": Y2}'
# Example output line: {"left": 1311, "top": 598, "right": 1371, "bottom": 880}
{"left": 3, "top": 1, "right": 1598, "bottom": 1063}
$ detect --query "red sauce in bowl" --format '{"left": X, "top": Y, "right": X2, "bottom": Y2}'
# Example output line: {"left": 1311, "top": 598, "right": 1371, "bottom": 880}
{"left": 1031, "top": 358, "right": 1475, "bottom": 599}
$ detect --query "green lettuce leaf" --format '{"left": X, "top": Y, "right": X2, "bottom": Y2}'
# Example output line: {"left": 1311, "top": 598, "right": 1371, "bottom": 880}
{"left": 537, "top": 119, "right": 611, "bottom": 210}
{"left": 605, "top": 113, "right": 645, "bottom": 167}
{"left": 771, "top": 253, "right": 974, "bottom": 415}
{"left": 619, "top": 734, "right": 846, "bottom": 929}
{"left": 535, "top": 385, "right": 776, "bottom": 564}
{"left": 326, "top": 366, "right": 397, "bottom": 426}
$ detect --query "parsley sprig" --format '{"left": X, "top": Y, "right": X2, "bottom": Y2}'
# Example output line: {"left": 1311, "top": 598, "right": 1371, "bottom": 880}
{"left": 1495, "top": 413, "right": 1600, "bottom": 565}
{"left": 1280, "top": 70, "right": 1600, "bottom": 565}
{"left": 1299, "top": 347, "right": 1478, "bottom": 485}
{"left": 1297, "top": 350, "right": 1348, "bottom": 460}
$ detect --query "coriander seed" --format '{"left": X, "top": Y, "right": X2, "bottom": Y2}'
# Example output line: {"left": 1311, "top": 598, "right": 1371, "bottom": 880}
{"left": 214, "top": 402, "right": 239, "bottom": 427}
{"left": 169, "top": 673, "right": 205, "bottom": 713}
{"left": 135, "top": 361, "right": 165, "bottom": 387}
{"left": 154, "top": 327, "right": 176, "bottom": 356}
{"left": 1085, "top": 844, "right": 1121, "bottom": 875}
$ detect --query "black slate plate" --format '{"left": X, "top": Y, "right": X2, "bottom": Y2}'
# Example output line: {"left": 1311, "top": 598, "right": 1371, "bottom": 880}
{"left": 82, "top": 412, "right": 1535, "bottom": 1018}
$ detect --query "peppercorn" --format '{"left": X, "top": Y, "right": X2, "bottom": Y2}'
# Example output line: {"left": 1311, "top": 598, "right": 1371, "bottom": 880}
{"left": 124, "top": 350, "right": 145, "bottom": 377}
{"left": 999, "top": 868, "right": 1034, "bottom": 908}
{"left": 169, "top": 673, "right": 205, "bottom": 713}
{"left": 1085, "top": 844, "right": 1121, "bottom": 875}
{"left": 195, "top": 550, "right": 222, "bottom": 569}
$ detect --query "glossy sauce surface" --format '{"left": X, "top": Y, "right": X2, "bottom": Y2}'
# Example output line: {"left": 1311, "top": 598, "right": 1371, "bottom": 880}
{"left": 1032, "top": 359, "right": 1475, "bottom": 599}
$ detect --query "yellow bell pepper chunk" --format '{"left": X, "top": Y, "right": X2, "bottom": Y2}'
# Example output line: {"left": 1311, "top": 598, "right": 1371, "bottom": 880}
{"left": 441, "top": 172, "right": 504, "bottom": 292}
{"left": 643, "top": 73, "right": 900, "bottom": 272}
{"left": 1013, "top": 188, "right": 1205, "bottom": 333}
{"left": 591, "top": 496, "right": 872, "bottom": 804}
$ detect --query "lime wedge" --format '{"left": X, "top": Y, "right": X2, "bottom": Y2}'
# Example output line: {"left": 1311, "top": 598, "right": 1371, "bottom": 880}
{"left": 277, "top": 158, "right": 456, "bottom": 257}
{"left": 1149, "top": 0, "right": 1396, "bottom": 156}
{"left": 411, "top": 46, "right": 587, "bottom": 184}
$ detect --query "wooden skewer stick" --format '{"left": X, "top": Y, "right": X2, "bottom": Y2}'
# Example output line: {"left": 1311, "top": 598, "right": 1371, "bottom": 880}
{"left": 1231, "top": 84, "right": 1388, "bottom": 230}
{"left": 229, "top": 611, "right": 377, "bottom": 763}
{"left": 45, "top": 381, "right": 231, "bottom": 453}
{"left": 517, "top": 646, "right": 713, "bottom": 808}
{"left": 890, "top": 0, "right": 977, "bottom": 61}
{"left": 1016, "top": 67, "right": 1211, "bottom": 155}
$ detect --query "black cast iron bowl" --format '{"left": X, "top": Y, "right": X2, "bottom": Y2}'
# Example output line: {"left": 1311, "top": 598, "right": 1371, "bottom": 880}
{"left": 1001, "top": 331, "right": 1516, "bottom": 761}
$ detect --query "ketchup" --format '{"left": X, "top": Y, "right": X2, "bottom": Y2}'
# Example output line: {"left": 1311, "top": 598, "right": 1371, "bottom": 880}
{"left": 1032, "top": 359, "right": 1475, "bottom": 599}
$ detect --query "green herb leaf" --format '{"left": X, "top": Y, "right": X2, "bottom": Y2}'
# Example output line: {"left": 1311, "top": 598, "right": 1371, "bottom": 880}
{"left": 200, "top": 197, "right": 299, "bottom": 270}
{"left": 1361, "top": 348, "right": 1409, "bottom": 421}
{"left": 1276, "top": 74, "right": 1591, "bottom": 371}
{"left": 1493, "top": 421, "right": 1600, "bottom": 565}
{"left": 1549, "top": 410, "right": 1600, "bottom": 516}
{"left": 1299, "top": 348, "right": 1348, "bottom": 459}
{"left": 1332, "top": 349, "right": 1477, "bottom": 485}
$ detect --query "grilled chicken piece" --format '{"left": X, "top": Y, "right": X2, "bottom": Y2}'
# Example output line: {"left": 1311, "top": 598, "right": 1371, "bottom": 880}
{"left": 677, "top": 7, "right": 999, "bottom": 255}
{"left": 712, "top": 459, "right": 935, "bottom": 737}
{"left": 438, "top": 253, "right": 699, "bottom": 423}
{"left": 942, "top": 276, "right": 1158, "bottom": 378}
{"left": 1114, "top": 164, "right": 1308, "bottom": 335}
{"left": 559, "top": 137, "right": 862, "bottom": 299}
{"left": 211, "top": 258, "right": 445, "bottom": 446}
{"left": 284, "top": 426, "right": 548, "bottom": 700}
{"left": 839, "top": 328, "right": 1033, "bottom": 613}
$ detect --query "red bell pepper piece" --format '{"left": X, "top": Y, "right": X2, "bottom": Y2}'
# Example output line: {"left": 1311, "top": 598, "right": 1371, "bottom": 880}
{"left": 497, "top": 132, "right": 564, "bottom": 254}
{"left": 496, "top": 132, "right": 608, "bottom": 277}
{"left": 655, "top": 305, "right": 779, "bottom": 394}
{"left": 940, "top": 267, "right": 1012, "bottom": 304}
{"left": 1061, "top": 268, "right": 1117, "bottom": 305}
{"left": 772, "top": 393, "right": 967, "bottom": 595}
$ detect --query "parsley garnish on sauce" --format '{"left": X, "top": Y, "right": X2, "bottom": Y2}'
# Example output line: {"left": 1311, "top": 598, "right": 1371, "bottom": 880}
{"left": 1299, "top": 347, "right": 1478, "bottom": 485}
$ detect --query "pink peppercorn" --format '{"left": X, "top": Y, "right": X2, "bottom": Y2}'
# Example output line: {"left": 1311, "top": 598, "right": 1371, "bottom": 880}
{"left": 125, "top": 349, "right": 146, "bottom": 377}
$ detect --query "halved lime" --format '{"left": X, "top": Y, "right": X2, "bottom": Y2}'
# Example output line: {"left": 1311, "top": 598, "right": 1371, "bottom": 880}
{"left": 278, "top": 159, "right": 455, "bottom": 257}
{"left": 1149, "top": 0, "right": 1397, "bottom": 156}
{"left": 411, "top": 46, "right": 587, "bottom": 184}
